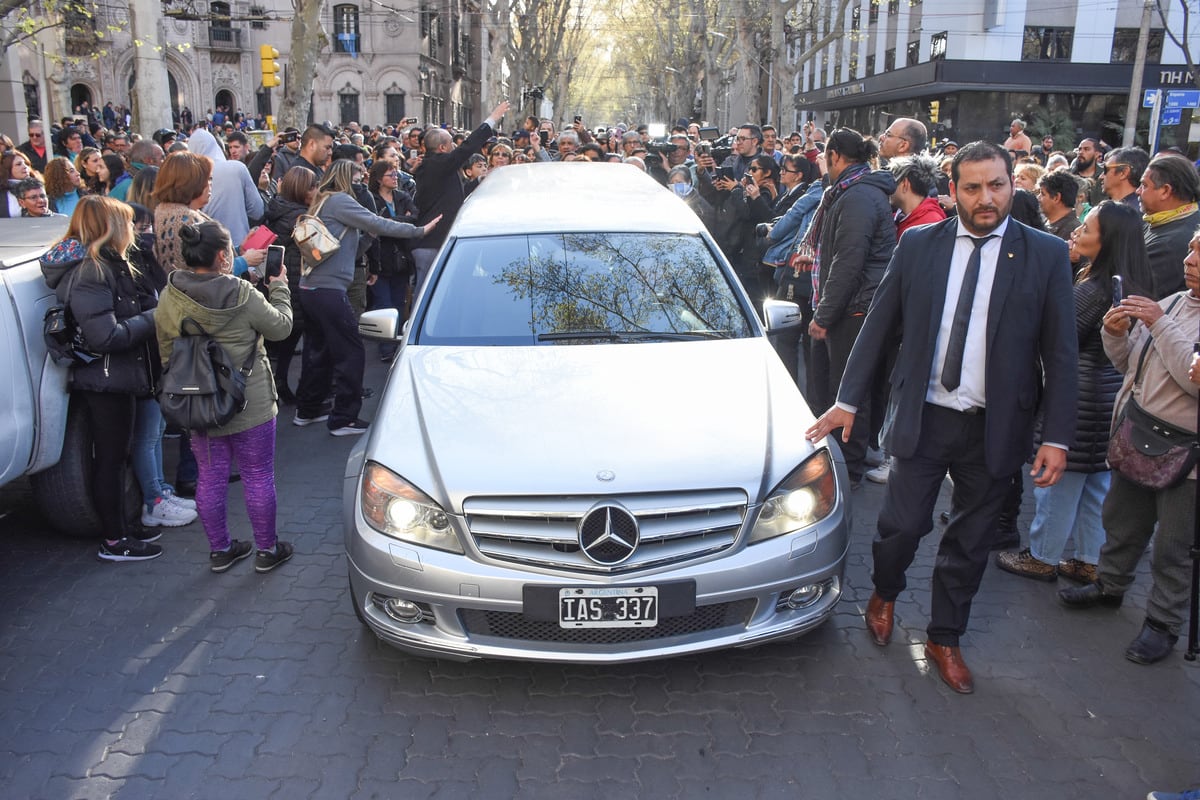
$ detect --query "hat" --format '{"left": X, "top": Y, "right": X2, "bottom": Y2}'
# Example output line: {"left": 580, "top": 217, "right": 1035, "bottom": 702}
{"left": 940, "top": 140, "right": 958, "bottom": 149}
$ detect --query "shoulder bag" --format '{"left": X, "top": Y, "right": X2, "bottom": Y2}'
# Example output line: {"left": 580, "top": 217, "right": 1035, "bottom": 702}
{"left": 1106, "top": 297, "right": 1199, "bottom": 490}
{"left": 293, "top": 195, "right": 345, "bottom": 277}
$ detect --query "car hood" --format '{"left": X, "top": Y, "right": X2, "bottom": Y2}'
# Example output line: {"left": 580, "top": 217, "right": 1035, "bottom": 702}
{"left": 368, "top": 340, "right": 820, "bottom": 511}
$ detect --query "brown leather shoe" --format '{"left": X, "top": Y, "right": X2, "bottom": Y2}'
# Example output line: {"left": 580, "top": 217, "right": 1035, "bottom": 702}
{"left": 924, "top": 642, "right": 974, "bottom": 694}
{"left": 865, "top": 593, "right": 894, "bottom": 647}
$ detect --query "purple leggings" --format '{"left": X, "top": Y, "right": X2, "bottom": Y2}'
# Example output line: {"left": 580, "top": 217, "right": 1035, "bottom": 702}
{"left": 190, "top": 418, "right": 279, "bottom": 552}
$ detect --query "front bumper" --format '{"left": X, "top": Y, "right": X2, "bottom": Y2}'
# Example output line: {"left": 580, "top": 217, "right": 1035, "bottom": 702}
{"left": 344, "top": 467, "right": 850, "bottom": 664}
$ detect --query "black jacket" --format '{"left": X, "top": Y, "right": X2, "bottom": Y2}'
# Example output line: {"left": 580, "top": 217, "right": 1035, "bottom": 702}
{"left": 41, "top": 240, "right": 157, "bottom": 396}
{"left": 814, "top": 169, "right": 898, "bottom": 329}
{"left": 369, "top": 189, "right": 418, "bottom": 277}
{"left": 1058, "top": 279, "right": 1122, "bottom": 472}
{"left": 412, "top": 121, "right": 493, "bottom": 249}
{"left": 264, "top": 194, "right": 307, "bottom": 282}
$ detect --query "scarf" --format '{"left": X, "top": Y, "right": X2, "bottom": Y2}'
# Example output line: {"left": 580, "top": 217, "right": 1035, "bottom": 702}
{"left": 801, "top": 162, "right": 872, "bottom": 309}
{"left": 1144, "top": 202, "right": 1198, "bottom": 227}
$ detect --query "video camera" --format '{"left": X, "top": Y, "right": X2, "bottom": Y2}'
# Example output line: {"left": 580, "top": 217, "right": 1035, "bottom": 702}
{"left": 696, "top": 134, "right": 733, "bottom": 165}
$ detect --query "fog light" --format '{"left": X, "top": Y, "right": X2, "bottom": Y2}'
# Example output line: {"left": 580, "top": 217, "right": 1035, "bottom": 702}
{"left": 785, "top": 584, "right": 824, "bottom": 609}
{"left": 383, "top": 597, "right": 424, "bottom": 624}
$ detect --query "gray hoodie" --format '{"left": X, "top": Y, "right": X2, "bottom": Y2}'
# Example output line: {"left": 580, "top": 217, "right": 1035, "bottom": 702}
{"left": 189, "top": 129, "right": 264, "bottom": 248}
{"left": 300, "top": 192, "right": 424, "bottom": 292}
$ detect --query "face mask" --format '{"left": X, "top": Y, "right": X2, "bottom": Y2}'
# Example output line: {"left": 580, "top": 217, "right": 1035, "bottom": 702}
{"left": 671, "top": 182, "right": 693, "bottom": 198}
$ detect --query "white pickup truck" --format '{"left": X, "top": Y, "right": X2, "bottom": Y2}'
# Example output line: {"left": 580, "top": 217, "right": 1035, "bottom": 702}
{"left": 0, "top": 217, "right": 137, "bottom": 535}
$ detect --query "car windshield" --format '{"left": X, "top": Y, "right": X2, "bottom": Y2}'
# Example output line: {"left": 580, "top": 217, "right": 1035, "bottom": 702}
{"left": 415, "top": 232, "right": 755, "bottom": 345}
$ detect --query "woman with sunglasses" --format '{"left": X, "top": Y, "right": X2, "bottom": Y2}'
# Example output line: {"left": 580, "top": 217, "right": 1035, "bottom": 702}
{"left": 366, "top": 159, "right": 419, "bottom": 361}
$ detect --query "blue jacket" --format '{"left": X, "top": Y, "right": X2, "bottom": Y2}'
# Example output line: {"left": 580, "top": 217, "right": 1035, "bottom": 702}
{"left": 763, "top": 181, "right": 823, "bottom": 266}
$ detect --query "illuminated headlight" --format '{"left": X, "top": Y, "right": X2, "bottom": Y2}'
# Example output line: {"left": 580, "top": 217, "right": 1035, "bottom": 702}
{"left": 747, "top": 450, "right": 837, "bottom": 544}
{"left": 360, "top": 462, "right": 463, "bottom": 554}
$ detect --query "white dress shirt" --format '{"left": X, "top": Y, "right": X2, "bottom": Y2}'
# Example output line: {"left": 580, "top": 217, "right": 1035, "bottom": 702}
{"left": 925, "top": 217, "right": 1010, "bottom": 411}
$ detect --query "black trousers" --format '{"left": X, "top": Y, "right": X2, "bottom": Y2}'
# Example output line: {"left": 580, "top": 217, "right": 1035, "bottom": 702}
{"left": 825, "top": 314, "right": 869, "bottom": 480}
{"left": 871, "top": 403, "right": 1011, "bottom": 646}
{"left": 296, "top": 288, "right": 365, "bottom": 429}
{"left": 78, "top": 390, "right": 136, "bottom": 538}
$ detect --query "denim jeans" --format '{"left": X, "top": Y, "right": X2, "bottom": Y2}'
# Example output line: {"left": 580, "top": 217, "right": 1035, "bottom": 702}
{"left": 1028, "top": 470, "right": 1110, "bottom": 565}
{"left": 130, "top": 397, "right": 167, "bottom": 508}
{"left": 369, "top": 272, "right": 410, "bottom": 358}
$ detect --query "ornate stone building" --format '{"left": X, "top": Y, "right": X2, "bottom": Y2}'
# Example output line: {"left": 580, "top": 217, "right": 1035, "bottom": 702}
{"left": 13, "top": 0, "right": 487, "bottom": 131}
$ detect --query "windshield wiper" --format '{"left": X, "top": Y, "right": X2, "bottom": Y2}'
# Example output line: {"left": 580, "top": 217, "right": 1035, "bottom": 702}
{"left": 537, "top": 329, "right": 728, "bottom": 342}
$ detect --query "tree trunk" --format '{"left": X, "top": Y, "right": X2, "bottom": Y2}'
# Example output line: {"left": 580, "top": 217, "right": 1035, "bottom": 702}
{"left": 278, "top": 0, "right": 324, "bottom": 131}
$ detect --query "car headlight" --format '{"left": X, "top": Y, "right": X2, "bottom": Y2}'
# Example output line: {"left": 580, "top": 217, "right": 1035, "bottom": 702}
{"left": 747, "top": 449, "right": 837, "bottom": 544}
{"left": 360, "top": 462, "right": 463, "bottom": 554}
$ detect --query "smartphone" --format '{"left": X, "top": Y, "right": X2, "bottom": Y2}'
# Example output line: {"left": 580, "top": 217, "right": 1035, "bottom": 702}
{"left": 574, "top": 115, "right": 582, "bottom": 124}
{"left": 1111, "top": 275, "right": 1124, "bottom": 307}
{"left": 404, "top": 117, "right": 418, "bottom": 125}
{"left": 539, "top": 130, "right": 549, "bottom": 146}
{"left": 279, "top": 131, "right": 298, "bottom": 144}
{"left": 265, "top": 245, "right": 285, "bottom": 279}
{"left": 717, "top": 166, "right": 735, "bottom": 182}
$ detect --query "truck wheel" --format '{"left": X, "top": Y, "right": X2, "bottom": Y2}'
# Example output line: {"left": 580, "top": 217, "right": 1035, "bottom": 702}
{"left": 29, "top": 401, "right": 141, "bottom": 538}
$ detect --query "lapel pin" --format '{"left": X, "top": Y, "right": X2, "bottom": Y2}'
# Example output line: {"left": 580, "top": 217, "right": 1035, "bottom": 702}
{"left": 1007, "top": 252, "right": 1014, "bottom": 258}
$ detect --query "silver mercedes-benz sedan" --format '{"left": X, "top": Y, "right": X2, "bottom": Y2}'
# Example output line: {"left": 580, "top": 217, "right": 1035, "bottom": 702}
{"left": 345, "top": 163, "right": 850, "bottom": 662}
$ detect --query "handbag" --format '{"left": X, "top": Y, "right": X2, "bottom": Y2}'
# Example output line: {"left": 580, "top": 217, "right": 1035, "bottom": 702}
{"left": 42, "top": 269, "right": 100, "bottom": 365}
{"left": 1105, "top": 297, "right": 1198, "bottom": 490}
{"left": 1107, "top": 398, "right": 1197, "bottom": 490}
{"left": 157, "top": 318, "right": 258, "bottom": 430}
{"left": 293, "top": 195, "right": 345, "bottom": 277}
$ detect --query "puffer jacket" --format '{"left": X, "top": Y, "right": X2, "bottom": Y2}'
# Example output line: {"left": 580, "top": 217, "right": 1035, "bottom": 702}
{"left": 264, "top": 194, "right": 306, "bottom": 283}
{"left": 813, "top": 169, "right": 897, "bottom": 329}
{"left": 1040, "top": 278, "right": 1121, "bottom": 472}
{"left": 40, "top": 239, "right": 157, "bottom": 395}
{"left": 369, "top": 189, "right": 418, "bottom": 278}
{"left": 155, "top": 270, "right": 293, "bottom": 436}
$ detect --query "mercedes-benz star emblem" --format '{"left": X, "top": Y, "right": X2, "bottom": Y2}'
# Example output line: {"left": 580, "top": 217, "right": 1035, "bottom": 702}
{"left": 578, "top": 504, "right": 639, "bottom": 565}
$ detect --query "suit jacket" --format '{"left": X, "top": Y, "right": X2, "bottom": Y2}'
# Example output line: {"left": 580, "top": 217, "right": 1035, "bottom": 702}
{"left": 837, "top": 217, "right": 1078, "bottom": 478}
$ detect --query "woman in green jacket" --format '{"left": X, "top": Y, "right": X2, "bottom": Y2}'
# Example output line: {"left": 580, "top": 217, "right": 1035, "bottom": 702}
{"left": 155, "top": 221, "right": 294, "bottom": 574}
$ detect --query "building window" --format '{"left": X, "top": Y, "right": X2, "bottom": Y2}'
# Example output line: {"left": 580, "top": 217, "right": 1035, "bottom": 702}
{"left": 851, "top": 6, "right": 860, "bottom": 31}
{"left": 386, "top": 90, "right": 406, "bottom": 124}
{"left": 248, "top": 5, "right": 266, "bottom": 29}
{"left": 866, "top": 54, "right": 876, "bottom": 75}
{"left": 884, "top": 48, "right": 895, "bottom": 72}
{"left": 869, "top": 0, "right": 879, "bottom": 24}
{"left": 833, "top": 63, "right": 843, "bottom": 84}
{"left": 1023, "top": 26, "right": 1073, "bottom": 61}
{"left": 334, "top": 5, "right": 360, "bottom": 54}
{"left": 339, "top": 90, "right": 359, "bottom": 125}
{"left": 888, "top": 0, "right": 899, "bottom": 16}
{"left": 930, "top": 31, "right": 947, "bottom": 61}
{"left": 1110, "top": 28, "right": 1164, "bottom": 63}
{"left": 906, "top": 40, "right": 920, "bottom": 66}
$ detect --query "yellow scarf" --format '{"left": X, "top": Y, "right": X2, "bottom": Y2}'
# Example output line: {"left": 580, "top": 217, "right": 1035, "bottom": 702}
{"left": 1144, "top": 202, "right": 1199, "bottom": 227}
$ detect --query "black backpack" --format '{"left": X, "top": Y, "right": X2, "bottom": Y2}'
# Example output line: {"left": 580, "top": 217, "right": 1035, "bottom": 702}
{"left": 157, "top": 318, "right": 257, "bottom": 430}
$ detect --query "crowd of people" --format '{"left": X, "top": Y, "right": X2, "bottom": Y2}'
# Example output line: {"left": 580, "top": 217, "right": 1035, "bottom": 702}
{"left": 3, "top": 105, "right": 1199, "bottom": 718}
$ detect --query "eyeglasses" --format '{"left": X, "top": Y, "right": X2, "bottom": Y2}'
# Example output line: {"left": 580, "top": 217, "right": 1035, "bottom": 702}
{"left": 1103, "top": 164, "right": 1126, "bottom": 174}
{"left": 880, "top": 130, "right": 909, "bottom": 142}
{"left": 386, "top": 171, "right": 400, "bottom": 178}
{"left": 746, "top": 166, "right": 764, "bottom": 173}
{"left": 735, "top": 135, "right": 755, "bottom": 142}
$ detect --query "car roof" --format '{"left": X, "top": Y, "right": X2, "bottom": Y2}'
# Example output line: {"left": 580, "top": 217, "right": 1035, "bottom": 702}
{"left": 0, "top": 217, "right": 70, "bottom": 269}
{"left": 449, "top": 162, "right": 708, "bottom": 238}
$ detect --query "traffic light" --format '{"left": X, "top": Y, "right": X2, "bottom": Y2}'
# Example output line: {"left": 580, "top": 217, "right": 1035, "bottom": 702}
{"left": 929, "top": 100, "right": 940, "bottom": 123}
{"left": 260, "top": 45, "right": 281, "bottom": 89}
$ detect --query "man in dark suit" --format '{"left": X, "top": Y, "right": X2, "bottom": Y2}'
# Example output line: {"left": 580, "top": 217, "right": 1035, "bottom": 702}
{"left": 806, "top": 141, "right": 1078, "bottom": 694}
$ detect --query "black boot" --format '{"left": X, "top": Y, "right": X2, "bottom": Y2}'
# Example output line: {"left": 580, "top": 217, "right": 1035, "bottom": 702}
{"left": 1058, "top": 582, "right": 1124, "bottom": 609}
{"left": 1125, "top": 618, "right": 1178, "bottom": 664}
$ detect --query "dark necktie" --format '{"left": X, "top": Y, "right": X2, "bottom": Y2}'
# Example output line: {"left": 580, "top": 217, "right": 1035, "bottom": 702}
{"left": 941, "top": 235, "right": 995, "bottom": 391}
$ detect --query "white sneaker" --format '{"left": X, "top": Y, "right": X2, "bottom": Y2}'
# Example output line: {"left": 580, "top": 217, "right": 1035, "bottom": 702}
{"left": 865, "top": 447, "right": 884, "bottom": 468}
{"left": 162, "top": 488, "right": 196, "bottom": 511}
{"left": 142, "top": 496, "right": 198, "bottom": 527}
{"left": 865, "top": 458, "right": 891, "bottom": 484}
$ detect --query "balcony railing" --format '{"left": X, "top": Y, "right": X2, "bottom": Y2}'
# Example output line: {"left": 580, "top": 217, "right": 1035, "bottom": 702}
{"left": 208, "top": 27, "right": 243, "bottom": 50}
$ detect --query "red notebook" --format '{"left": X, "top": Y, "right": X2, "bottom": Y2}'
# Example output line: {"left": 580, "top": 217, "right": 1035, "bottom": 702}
{"left": 241, "top": 225, "right": 277, "bottom": 251}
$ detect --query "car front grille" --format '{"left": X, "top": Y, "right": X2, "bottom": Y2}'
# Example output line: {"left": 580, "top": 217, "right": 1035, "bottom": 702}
{"left": 459, "top": 599, "right": 757, "bottom": 644}
{"left": 463, "top": 489, "right": 748, "bottom": 574}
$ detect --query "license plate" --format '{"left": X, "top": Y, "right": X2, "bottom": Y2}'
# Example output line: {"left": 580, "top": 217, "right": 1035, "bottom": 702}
{"left": 558, "top": 586, "right": 659, "bottom": 628}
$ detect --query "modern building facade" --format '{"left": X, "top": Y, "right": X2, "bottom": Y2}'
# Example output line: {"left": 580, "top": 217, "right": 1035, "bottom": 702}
{"left": 788, "top": 0, "right": 1200, "bottom": 153}
{"left": 11, "top": 0, "right": 487, "bottom": 132}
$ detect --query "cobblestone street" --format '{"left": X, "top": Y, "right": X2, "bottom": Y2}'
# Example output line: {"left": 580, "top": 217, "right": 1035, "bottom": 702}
{"left": 1, "top": 362, "right": 1198, "bottom": 799}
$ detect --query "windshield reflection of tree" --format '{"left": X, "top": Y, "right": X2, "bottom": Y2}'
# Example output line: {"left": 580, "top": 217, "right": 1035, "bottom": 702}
{"left": 497, "top": 233, "right": 748, "bottom": 337}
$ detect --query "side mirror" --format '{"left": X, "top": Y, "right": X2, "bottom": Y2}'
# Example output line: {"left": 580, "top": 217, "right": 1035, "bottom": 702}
{"left": 358, "top": 308, "right": 401, "bottom": 341}
{"left": 762, "top": 299, "right": 802, "bottom": 332}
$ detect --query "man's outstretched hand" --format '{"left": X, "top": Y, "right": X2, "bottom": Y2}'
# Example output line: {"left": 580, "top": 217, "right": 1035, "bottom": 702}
{"left": 806, "top": 406, "right": 856, "bottom": 444}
